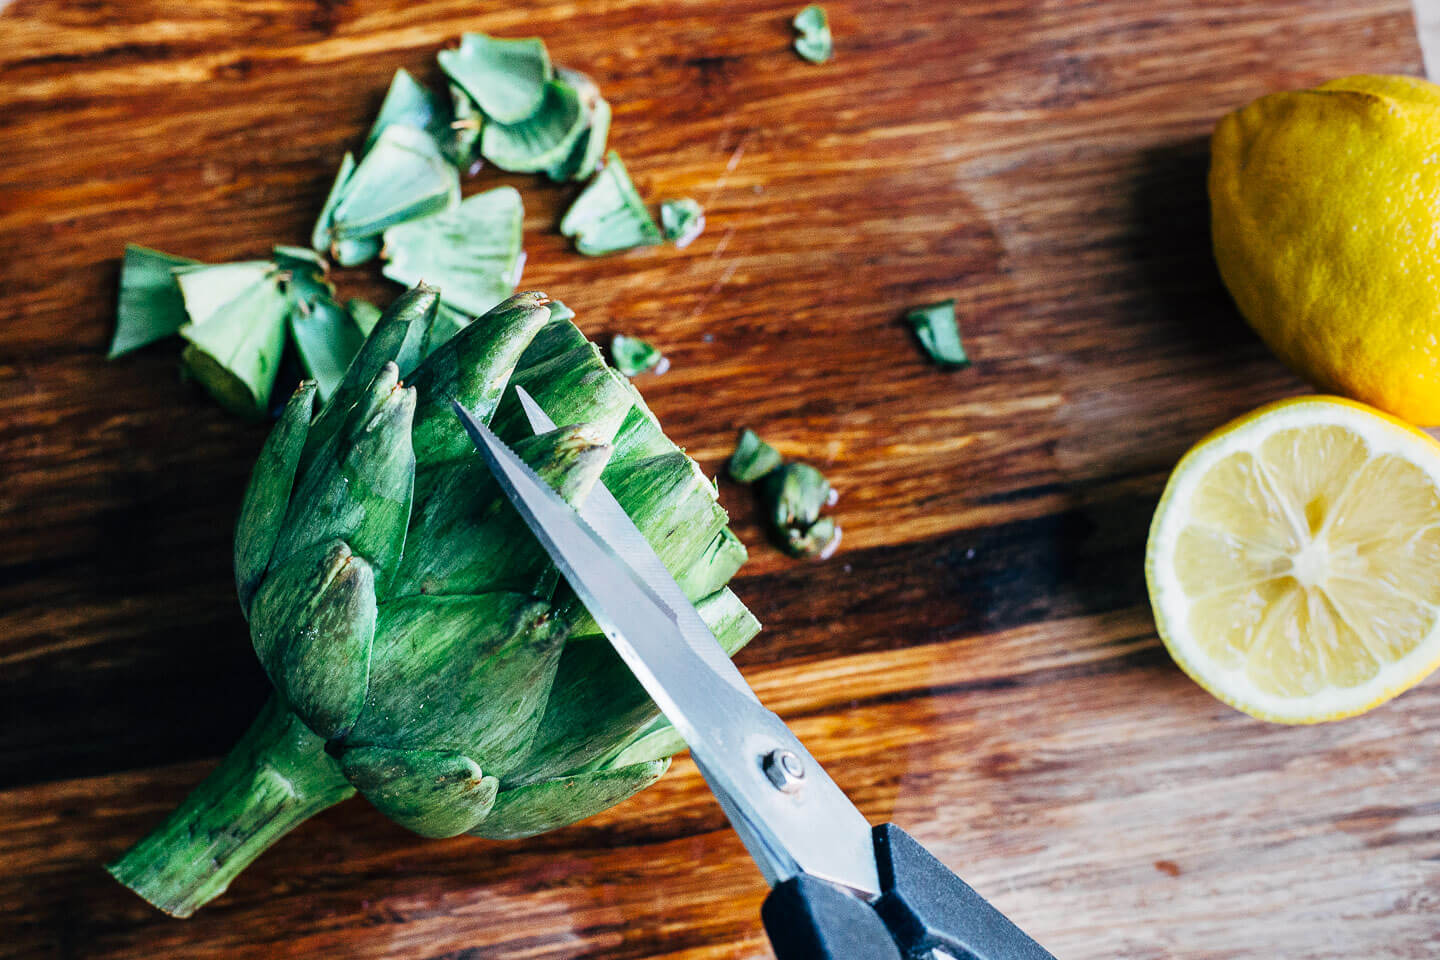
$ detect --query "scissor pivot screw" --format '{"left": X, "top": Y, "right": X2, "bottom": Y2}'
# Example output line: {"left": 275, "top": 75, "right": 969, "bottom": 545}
{"left": 762, "top": 749, "right": 806, "bottom": 792}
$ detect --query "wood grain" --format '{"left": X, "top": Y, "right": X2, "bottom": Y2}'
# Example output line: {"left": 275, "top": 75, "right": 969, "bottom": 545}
{"left": 2, "top": 1, "right": 1438, "bottom": 957}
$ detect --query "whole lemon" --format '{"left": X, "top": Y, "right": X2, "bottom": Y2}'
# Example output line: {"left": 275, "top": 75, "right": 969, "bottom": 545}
{"left": 1210, "top": 75, "right": 1440, "bottom": 425}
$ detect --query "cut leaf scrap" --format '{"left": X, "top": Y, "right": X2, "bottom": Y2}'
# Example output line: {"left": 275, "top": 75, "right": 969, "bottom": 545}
{"left": 289, "top": 295, "right": 364, "bottom": 403}
{"left": 110, "top": 244, "right": 199, "bottom": 358}
{"left": 762, "top": 463, "right": 840, "bottom": 559}
{"left": 793, "top": 5, "right": 833, "bottom": 64}
{"left": 905, "top": 298, "right": 969, "bottom": 368}
{"left": 559, "top": 152, "right": 663, "bottom": 256}
{"left": 439, "top": 33, "right": 553, "bottom": 125}
{"left": 660, "top": 198, "right": 705, "bottom": 248}
{"left": 174, "top": 262, "right": 290, "bottom": 419}
{"left": 728, "top": 428, "right": 783, "bottom": 483}
{"left": 447, "top": 83, "right": 483, "bottom": 172}
{"left": 610, "top": 334, "right": 667, "bottom": 377}
{"left": 318, "top": 124, "right": 460, "bottom": 266}
{"left": 546, "top": 68, "right": 611, "bottom": 183}
{"left": 480, "top": 78, "right": 587, "bottom": 174}
{"left": 382, "top": 186, "right": 525, "bottom": 317}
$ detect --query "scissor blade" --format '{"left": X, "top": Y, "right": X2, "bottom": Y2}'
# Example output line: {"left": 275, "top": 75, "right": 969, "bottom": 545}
{"left": 453, "top": 402, "right": 880, "bottom": 896}
{"left": 514, "top": 386, "right": 757, "bottom": 702}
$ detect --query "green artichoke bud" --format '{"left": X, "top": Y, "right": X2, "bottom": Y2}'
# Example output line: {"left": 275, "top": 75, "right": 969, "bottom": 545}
{"left": 107, "top": 287, "right": 760, "bottom": 916}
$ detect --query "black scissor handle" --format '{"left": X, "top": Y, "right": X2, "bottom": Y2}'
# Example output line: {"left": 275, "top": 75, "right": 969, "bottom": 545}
{"left": 761, "top": 824, "right": 1056, "bottom": 960}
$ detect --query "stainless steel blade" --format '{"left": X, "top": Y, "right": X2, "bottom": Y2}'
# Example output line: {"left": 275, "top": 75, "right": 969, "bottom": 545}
{"left": 514, "top": 385, "right": 757, "bottom": 702}
{"left": 453, "top": 401, "right": 880, "bottom": 897}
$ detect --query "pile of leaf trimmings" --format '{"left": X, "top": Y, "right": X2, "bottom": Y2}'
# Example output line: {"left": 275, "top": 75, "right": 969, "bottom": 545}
{"left": 728, "top": 429, "right": 841, "bottom": 558}
{"left": 110, "top": 32, "right": 708, "bottom": 418}
{"left": 110, "top": 244, "right": 385, "bottom": 418}
{"left": 316, "top": 35, "right": 702, "bottom": 262}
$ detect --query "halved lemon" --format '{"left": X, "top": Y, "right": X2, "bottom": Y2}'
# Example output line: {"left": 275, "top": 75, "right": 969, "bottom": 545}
{"left": 1146, "top": 396, "right": 1440, "bottom": 723}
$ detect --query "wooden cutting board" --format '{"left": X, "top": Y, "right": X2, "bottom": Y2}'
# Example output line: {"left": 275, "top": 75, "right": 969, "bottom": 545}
{"left": 2, "top": 1, "right": 1437, "bottom": 957}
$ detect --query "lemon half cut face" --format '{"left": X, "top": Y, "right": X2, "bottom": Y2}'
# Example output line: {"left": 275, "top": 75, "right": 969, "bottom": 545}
{"left": 1146, "top": 396, "right": 1440, "bottom": 722}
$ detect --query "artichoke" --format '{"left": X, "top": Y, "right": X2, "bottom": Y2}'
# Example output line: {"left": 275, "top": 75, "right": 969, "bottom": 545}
{"left": 108, "top": 285, "right": 759, "bottom": 917}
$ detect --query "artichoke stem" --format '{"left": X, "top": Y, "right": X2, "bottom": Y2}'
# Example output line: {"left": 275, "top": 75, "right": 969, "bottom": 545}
{"left": 106, "top": 695, "right": 355, "bottom": 917}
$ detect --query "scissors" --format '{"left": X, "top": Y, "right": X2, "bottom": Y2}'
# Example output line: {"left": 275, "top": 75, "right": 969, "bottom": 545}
{"left": 454, "top": 388, "right": 1057, "bottom": 960}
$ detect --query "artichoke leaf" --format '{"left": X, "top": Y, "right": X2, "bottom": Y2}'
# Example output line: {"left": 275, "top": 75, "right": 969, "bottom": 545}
{"left": 610, "top": 334, "right": 666, "bottom": 377}
{"left": 471, "top": 759, "right": 669, "bottom": 840}
{"left": 438, "top": 33, "right": 553, "bottom": 125}
{"left": 325, "top": 125, "right": 460, "bottom": 251}
{"left": 276, "top": 363, "right": 416, "bottom": 596}
{"left": 175, "top": 264, "right": 289, "bottom": 419}
{"left": 487, "top": 335, "right": 635, "bottom": 445}
{"left": 445, "top": 83, "right": 482, "bottom": 171}
{"left": 249, "top": 539, "right": 378, "bottom": 742}
{"left": 174, "top": 261, "right": 276, "bottom": 326}
{"left": 312, "top": 151, "right": 357, "bottom": 255}
{"left": 905, "top": 298, "right": 969, "bottom": 368}
{"left": 110, "top": 244, "right": 199, "bottom": 358}
{"left": 407, "top": 291, "right": 553, "bottom": 469}
{"left": 673, "top": 527, "right": 748, "bottom": 603}
{"left": 288, "top": 293, "right": 365, "bottom": 403}
{"left": 348, "top": 593, "right": 568, "bottom": 780}
{"left": 660, "top": 198, "right": 705, "bottom": 248}
{"left": 381, "top": 186, "right": 524, "bottom": 317}
{"left": 425, "top": 304, "right": 473, "bottom": 357}
{"left": 302, "top": 284, "right": 439, "bottom": 468}
{"left": 480, "top": 78, "right": 588, "bottom": 174}
{"left": 346, "top": 298, "right": 383, "bottom": 337}
{"left": 235, "top": 381, "right": 318, "bottom": 613}
{"left": 728, "top": 428, "right": 783, "bottom": 483}
{"left": 395, "top": 425, "right": 613, "bottom": 599}
{"left": 559, "top": 152, "right": 663, "bottom": 256}
{"left": 545, "top": 68, "right": 610, "bottom": 183}
{"left": 364, "top": 69, "right": 447, "bottom": 157}
{"left": 610, "top": 391, "right": 674, "bottom": 465}
{"left": 793, "top": 4, "right": 834, "bottom": 64}
{"left": 333, "top": 236, "right": 384, "bottom": 269}
{"left": 340, "top": 746, "right": 498, "bottom": 838}
{"left": 516, "top": 586, "right": 759, "bottom": 784}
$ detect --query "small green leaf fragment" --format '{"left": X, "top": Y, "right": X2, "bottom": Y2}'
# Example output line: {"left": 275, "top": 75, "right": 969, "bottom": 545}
{"left": 175, "top": 264, "right": 290, "bottom": 418}
{"left": 273, "top": 245, "right": 335, "bottom": 306}
{"left": 763, "top": 462, "right": 831, "bottom": 529}
{"left": 660, "top": 198, "right": 705, "bottom": 248}
{"left": 793, "top": 5, "right": 833, "bottom": 63}
{"left": 759, "top": 462, "right": 840, "bottom": 560}
{"left": 438, "top": 33, "right": 553, "bottom": 125}
{"left": 333, "top": 236, "right": 384, "bottom": 268}
{"left": 365, "top": 69, "right": 449, "bottom": 158}
{"left": 545, "top": 299, "right": 576, "bottom": 324}
{"left": 110, "top": 244, "right": 199, "bottom": 358}
{"left": 446, "top": 83, "right": 483, "bottom": 171}
{"left": 905, "top": 298, "right": 969, "bottom": 368}
{"left": 545, "top": 68, "right": 610, "bottom": 182}
{"left": 288, "top": 294, "right": 364, "bottom": 402}
{"left": 610, "top": 334, "right": 666, "bottom": 378}
{"left": 327, "top": 125, "right": 460, "bottom": 247}
{"left": 312, "top": 151, "right": 356, "bottom": 254}
{"left": 784, "top": 515, "right": 841, "bottom": 559}
{"left": 174, "top": 261, "right": 275, "bottom": 326}
{"left": 480, "top": 78, "right": 587, "bottom": 174}
{"left": 727, "top": 428, "right": 783, "bottom": 483}
{"left": 381, "top": 186, "right": 524, "bottom": 317}
{"left": 559, "top": 152, "right": 663, "bottom": 256}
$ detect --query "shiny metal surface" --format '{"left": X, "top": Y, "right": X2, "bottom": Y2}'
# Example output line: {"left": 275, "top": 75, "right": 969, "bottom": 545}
{"left": 514, "top": 386, "right": 758, "bottom": 702}
{"left": 455, "top": 401, "right": 881, "bottom": 896}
